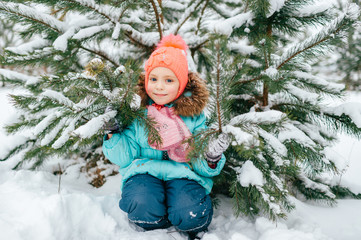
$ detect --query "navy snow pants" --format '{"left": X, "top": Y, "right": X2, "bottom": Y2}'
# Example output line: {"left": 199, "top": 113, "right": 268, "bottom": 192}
{"left": 119, "top": 174, "right": 213, "bottom": 234}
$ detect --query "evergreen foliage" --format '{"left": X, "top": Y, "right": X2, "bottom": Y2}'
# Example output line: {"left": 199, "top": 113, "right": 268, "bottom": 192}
{"left": 335, "top": 0, "right": 361, "bottom": 89}
{"left": 1, "top": 0, "right": 361, "bottom": 221}
{"left": 0, "top": 18, "right": 16, "bottom": 54}
{"left": 206, "top": 0, "right": 361, "bottom": 220}
{"left": 3, "top": 59, "right": 146, "bottom": 170}
{"left": 0, "top": 15, "right": 20, "bottom": 86}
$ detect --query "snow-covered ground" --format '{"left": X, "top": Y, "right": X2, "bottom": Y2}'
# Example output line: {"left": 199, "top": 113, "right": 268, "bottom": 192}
{"left": 1, "top": 87, "right": 361, "bottom": 240}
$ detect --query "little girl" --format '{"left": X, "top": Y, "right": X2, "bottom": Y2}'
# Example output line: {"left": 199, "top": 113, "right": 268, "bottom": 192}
{"left": 102, "top": 35, "right": 229, "bottom": 239}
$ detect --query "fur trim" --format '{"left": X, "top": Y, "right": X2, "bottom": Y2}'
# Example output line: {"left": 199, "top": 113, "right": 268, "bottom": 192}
{"left": 137, "top": 72, "right": 209, "bottom": 117}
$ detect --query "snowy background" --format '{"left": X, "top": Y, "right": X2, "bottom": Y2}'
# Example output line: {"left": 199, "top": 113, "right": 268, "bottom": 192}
{"left": 1, "top": 87, "right": 361, "bottom": 240}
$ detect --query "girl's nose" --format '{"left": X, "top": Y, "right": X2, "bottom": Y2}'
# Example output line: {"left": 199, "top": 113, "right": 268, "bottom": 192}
{"left": 155, "top": 81, "right": 164, "bottom": 90}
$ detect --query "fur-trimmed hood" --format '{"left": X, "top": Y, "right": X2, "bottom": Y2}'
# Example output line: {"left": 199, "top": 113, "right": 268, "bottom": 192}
{"left": 137, "top": 72, "right": 209, "bottom": 117}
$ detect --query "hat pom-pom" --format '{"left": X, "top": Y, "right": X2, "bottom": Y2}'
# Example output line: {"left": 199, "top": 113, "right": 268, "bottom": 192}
{"left": 156, "top": 34, "right": 188, "bottom": 52}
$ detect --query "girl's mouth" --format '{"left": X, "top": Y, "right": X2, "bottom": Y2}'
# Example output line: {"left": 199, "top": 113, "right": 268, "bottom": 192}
{"left": 154, "top": 93, "right": 167, "bottom": 97}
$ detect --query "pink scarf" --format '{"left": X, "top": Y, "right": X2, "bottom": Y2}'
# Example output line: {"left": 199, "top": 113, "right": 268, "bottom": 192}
{"left": 147, "top": 105, "right": 192, "bottom": 162}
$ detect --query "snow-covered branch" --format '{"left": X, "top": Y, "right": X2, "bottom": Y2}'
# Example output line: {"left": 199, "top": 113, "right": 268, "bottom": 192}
{"left": 325, "top": 102, "right": 361, "bottom": 128}
{"left": 298, "top": 173, "right": 336, "bottom": 199}
{"left": 213, "top": 11, "right": 253, "bottom": 36}
{"left": 170, "top": 0, "right": 204, "bottom": 35}
{"left": 0, "top": 1, "right": 66, "bottom": 33}
{"left": 149, "top": 0, "right": 163, "bottom": 39}
{"left": 40, "top": 89, "right": 77, "bottom": 111}
{"left": 0, "top": 68, "right": 40, "bottom": 85}
{"left": 292, "top": 71, "right": 344, "bottom": 93}
{"left": 64, "top": 0, "right": 121, "bottom": 23}
{"left": 72, "top": 110, "right": 116, "bottom": 139}
{"left": 5, "top": 38, "right": 50, "bottom": 55}
{"left": 274, "top": 3, "right": 360, "bottom": 70}
{"left": 72, "top": 23, "right": 113, "bottom": 40}
{"left": 229, "top": 110, "right": 286, "bottom": 126}
{"left": 79, "top": 45, "right": 119, "bottom": 67}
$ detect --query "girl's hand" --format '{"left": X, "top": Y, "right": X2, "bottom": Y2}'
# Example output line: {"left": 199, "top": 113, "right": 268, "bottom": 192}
{"left": 205, "top": 133, "right": 230, "bottom": 168}
{"left": 103, "top": 105, "right": 120, "bottom": 135}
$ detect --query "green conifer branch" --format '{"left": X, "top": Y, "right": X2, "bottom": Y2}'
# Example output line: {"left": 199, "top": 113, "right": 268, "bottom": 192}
{"left": 174, "top": 0, "right": 204, "bottom": 35}
{"left": 0, "top": 2, "right": 63, "bottom": 33}
{"left": 124, "top": 31, "right": 152, "bottom": 50}
{"left": 195, "top": 0, "right": 209, "bottom": 35}
{"left": 79, "top": 46, "right": 119, "bottom": 67}
{"left": 149, "top": 0, "right": 162, "bottom": 39}
{"left": 0, "top": 139, "right": 35, "bottom": 165}
{"left": 62, "top": 0, "right": 116, "bottom": 24}
{"left": 208, "top": 1, "right": 234, "bottom": 19}
{"left": 276, "top": 9, "right": 357, "bottom": 70}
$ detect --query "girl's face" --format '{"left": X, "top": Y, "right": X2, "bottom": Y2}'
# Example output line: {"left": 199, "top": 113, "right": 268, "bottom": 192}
{"left": 147, "top": 67, "right": 180, "bottom": 105}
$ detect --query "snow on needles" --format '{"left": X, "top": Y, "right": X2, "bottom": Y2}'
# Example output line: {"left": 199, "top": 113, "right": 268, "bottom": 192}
{"left": 223, "top": 125, "right": 254, "bottom": 146}
{"left": 327, "top": 102, "right": 361, "bottom": 128}
{"left": 267, "top": 0, "right": 286, "bottom": 18}
{"left": 296, "top": 0, "right": 335, "bottom": 17}
{"left": 41, "top": 89, "right": 76, "bottom": 110}
{"left": 0, "top": 69, "right": 40, "bottom": 85}
{"left": 229, "top": 110, "right": 286, "bottom": 126}
{"left": 6, "top": 38, "right": 50, "bottom": 55}
{"left": 285, "top": 83, "right": 319, "bottom": 104}
{"left": 40, "top": 118, "right": 67, "bottom": 147}
{"left": 236, "top": 160, "right": 265, "bottom": 187}
{"left": 259, "top": 129, "right": 288, "bottom": 157}
{"left": 73, "top": 23, "right": 113, "bottom": 41}
{"left": 0, "top": 2, "right": 66, "bottom": 32}
{"left": 274, "top": 4, "right": 360, "bottom": 70}
{"left": 213, "top": 11, "right": 253, "bottom": 36}
{"left": 228, "top": 38, "right": 256, "bottom": 55}
{"left": 52, "top": 118, "right": 78, "bottom": 149}
{"left": 278, "top": 122, "right": 317, "bottom": 148}
{"left": 32, "top": 113, "right": 58, "bottom": 137}
{"left": 73, "top": 110, "right": 116, "bottom": 139}
{"left": 299, "top": 173, "right": 336, "bottom": 199}
{"left": 292, "top": 71, "right": 344, "bottom": 92}
{"left": 162, "top": 0, "right": 185, "bottom": 10}
{"left": 53, "top": 27, "right": 77, "bottom": 52}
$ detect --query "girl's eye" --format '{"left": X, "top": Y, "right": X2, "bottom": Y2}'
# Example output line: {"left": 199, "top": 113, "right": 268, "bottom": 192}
{"left": 150, "top": 78, "right": 157, "bottom": 82}
{"left": 166, "top": 79, "right": 173, "bottom": 83}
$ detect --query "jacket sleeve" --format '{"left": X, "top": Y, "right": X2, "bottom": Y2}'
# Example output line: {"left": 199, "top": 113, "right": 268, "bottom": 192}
{"left": 190, "top": 113, "right": 226, "bottom": 177}
{"left": 102, "top": 120, "right": 141, "bottom": 169}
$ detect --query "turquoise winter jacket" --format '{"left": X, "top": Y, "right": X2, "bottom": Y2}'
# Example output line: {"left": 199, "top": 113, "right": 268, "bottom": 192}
{"left": 102, "top": 111, "right": 226, "bottom": 194}
{"left": 102, "top": 72, "right": 226, "bottom": 194}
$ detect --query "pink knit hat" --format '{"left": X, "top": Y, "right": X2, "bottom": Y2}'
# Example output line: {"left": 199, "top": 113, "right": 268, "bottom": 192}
{"left": 144, "top": 34, "right": 189, "bottom": 100}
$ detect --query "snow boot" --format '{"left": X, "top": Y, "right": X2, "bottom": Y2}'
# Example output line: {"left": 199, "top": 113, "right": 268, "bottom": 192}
{"left": 187, "top": 231, "right": 206, "bottom": 240}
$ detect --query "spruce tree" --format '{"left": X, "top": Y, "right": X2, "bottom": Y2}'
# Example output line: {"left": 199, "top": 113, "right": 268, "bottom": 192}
{"left": 0, "top": 0, "right": 360, "bottom": 220}
{"left": 203, "top": 0, "right": 361, "bottom": 220}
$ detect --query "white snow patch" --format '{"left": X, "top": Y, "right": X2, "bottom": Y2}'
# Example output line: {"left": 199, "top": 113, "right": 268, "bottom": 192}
{"left": 236, "top": 160, "right": 264, "bottom": 187}
{"left": 213, "top": 11, "right": 253, "bottom": 36}
{"left": 328, "top": 102, "right": 361, "bottom": 128}
{"left": 72, "top": 110, "right": 116, "bottom": 139}
{"left": 267, "top": 0, "right": 286, "bottom": 18}
{"left": 0, "top": 69, "right": 40, "bottom": 85}
{"left": 228, "top": 39, "right": 256, "bottom": 55}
